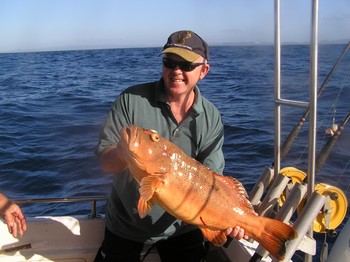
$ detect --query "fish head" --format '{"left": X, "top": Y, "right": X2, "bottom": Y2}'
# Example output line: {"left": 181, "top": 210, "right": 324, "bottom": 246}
{"left": 119, "top": 125, "right": 172, "bottom": 178}
{"left": 120, "top": 125, "right": 162, "bottom": 160}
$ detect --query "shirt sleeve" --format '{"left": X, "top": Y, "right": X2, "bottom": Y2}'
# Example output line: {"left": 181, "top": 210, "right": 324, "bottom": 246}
{"left": 95, "top": 94, "right": 129, "bottom": 157}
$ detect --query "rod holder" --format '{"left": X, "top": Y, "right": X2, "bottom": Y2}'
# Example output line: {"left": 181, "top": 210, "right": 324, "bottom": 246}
{"left": 257, "top": 173, "right": 290, "bottom": 217}
{"left": 279, "top": 191, "right": 326, "bottom": 262}
{"left": 254, "top": 183, "right": 308, "bottom": 259}
{"left": 249, "top": 167, "right": 275, "bottom": 207}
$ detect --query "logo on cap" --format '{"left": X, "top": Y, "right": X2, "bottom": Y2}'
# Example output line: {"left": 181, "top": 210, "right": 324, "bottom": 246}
{"left": 176, "top": 31, "right": 192, "bottom": 45}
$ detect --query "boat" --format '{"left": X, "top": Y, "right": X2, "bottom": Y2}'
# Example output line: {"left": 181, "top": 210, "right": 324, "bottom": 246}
{"left": 1, "top": 1, "right": 349, "bottom": 261}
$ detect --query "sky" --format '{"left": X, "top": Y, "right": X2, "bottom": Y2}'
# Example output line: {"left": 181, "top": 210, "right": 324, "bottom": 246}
{"left": 0, "top": 0, "right": 349, "bottom": 53}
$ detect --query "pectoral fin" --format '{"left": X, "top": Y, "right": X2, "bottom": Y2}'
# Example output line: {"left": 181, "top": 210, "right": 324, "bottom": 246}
{"left": 200, "top": 227, "right": 227, "bottom": 246}
{"left": 137, "top": 175, "right": 165, "bottom": 219}
{"left": 137, "top": 197, "right": 153, "bottom": 219}
{"left": 139, "top": 175, "right": 165, "bottom": 201}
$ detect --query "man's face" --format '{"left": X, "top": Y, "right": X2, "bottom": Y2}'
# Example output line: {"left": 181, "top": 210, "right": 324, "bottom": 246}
{"left": 162, "top": 53, "right": 209, "bottom": 97}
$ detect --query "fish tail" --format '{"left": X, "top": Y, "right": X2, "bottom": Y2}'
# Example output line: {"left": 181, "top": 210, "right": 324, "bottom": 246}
{"left": 252, "top": 216, "right": 297, "bottom": 260}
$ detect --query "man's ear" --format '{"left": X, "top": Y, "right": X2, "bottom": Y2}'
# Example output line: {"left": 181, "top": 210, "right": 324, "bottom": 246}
{"left": 199, "top": 64, "right": 210, "bottom": 80}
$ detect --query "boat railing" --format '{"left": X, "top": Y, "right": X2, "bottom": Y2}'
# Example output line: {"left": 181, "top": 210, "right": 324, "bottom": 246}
{"left": 14, "top": 196, "right": 108, "bottom": 218}
{"left": 270, "top": 1, "right": 320, "bottom": 261}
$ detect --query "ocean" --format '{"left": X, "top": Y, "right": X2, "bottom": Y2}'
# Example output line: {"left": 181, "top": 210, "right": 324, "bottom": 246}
{"left": 1, "top": 44, "right": 349, "bottom": 260}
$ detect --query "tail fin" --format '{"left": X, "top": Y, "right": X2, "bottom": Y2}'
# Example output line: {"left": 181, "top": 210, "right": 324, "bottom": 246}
{"left": 253, "top": 217, "right": 297, "bottom": 260}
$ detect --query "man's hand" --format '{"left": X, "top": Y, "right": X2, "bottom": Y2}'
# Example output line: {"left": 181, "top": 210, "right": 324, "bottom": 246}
{"left": 225, "top": 226, "right": 248, "bottom": 240}
{"left": 0, "top": 195, "right": 27, "bottom": 238}
{"left": 100, "top": 143, "right": 127, "bottom": 173}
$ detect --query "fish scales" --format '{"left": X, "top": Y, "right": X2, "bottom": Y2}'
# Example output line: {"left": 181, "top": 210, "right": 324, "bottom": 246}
{"left": 119, "top": 125, "right": 297, "bottom": 260}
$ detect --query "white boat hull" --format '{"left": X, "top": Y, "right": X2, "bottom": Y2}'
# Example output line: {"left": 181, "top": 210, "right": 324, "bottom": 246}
{"left": 327, "top": 218, "right": 350, "bottom": 262}
{"left": 0, "top": 215, "right": 104, "bottom": 262}
{"left": 0, "top": 215, "right": 164, "bottom": 262}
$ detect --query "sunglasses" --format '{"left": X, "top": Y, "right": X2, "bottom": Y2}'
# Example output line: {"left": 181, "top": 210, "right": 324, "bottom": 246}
{"left": 162, "top": 57, "right": 206, "bottom": 72}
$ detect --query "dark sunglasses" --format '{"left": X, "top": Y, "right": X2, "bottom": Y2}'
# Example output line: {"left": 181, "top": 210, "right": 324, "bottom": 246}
{"left": 162, "top": 57, "right": 206, "bottom": 72}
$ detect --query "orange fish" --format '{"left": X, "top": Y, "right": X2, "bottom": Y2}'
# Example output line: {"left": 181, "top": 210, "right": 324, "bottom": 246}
{"left": 119, "top": 125, "right": 297, "bottom": 260}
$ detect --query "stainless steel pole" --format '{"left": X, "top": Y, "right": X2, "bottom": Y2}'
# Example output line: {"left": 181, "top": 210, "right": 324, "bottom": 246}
{"left": 305, "top": 0, "right": 319, "bottom": 261}
{"left": 274, "top": 0, "right": 281, "bottom": 178}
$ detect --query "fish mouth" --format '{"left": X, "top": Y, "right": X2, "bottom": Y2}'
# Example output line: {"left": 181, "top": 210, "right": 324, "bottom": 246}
{"left": 120, "top": 127, "right": 129, "bottom": 146}
{"left": 121, "top": 125, "right": 144, "bottom": 158}
{"left": 121, "top": 125, "right": 138, "bottom": 151}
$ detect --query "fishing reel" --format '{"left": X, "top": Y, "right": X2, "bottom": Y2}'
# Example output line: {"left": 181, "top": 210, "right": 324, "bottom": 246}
{"left": 278, "top": 167, "right": 307, "bottom": 207}
{"left": 279, "top": 167, "right": 348, "bottom": 234}
{"left": 310, "top": 183, "right": 348, "bottom": 234}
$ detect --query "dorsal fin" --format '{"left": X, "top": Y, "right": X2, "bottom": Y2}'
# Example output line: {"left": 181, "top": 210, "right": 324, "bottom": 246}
{"left": 215, "top": 175, "right": 256, "bottom": 214}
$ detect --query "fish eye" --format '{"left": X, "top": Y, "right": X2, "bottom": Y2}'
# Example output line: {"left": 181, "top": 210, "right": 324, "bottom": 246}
{"left": 150, "top": 133, "right": 160, "bottom": 142}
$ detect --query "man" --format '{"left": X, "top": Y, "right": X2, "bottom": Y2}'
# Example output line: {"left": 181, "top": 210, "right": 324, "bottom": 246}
{"left": 95, "top": 30, "right": 246, "bottom": 262}
{"left": 0, "top": 192, "right": 27, "bottom": 238}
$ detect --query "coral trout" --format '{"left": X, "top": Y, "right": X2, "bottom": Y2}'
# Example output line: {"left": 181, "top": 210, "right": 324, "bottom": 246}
{"left": 118, "top": 125, "right": 297, "bottom": 260}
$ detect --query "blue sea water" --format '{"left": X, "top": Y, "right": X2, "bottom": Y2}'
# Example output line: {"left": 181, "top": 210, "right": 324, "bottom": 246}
{"left": 1, "top": 44, "right": 349, "bottom": 260}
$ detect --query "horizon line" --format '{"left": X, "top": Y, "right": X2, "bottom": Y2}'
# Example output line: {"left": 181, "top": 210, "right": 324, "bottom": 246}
{"left": 1, "top": 39, "right": 349, "bottom": 54}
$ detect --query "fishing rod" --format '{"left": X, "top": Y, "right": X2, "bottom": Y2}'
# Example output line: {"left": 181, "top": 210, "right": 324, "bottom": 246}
{"left": 280, "top": 42, "right": 350, "bottom": 160}
{"left": 315, "top": 112, "right": 350, "bottom": 174}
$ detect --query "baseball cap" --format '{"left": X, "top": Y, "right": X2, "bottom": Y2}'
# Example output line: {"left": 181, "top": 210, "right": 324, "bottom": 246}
{"left": 162, "top": 30, "right": 209, "bottom": 62}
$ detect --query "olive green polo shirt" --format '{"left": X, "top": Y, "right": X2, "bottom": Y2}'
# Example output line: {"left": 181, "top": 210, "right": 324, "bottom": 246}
{"left": 96, "top": 78, "right": 225, "bottom": 243}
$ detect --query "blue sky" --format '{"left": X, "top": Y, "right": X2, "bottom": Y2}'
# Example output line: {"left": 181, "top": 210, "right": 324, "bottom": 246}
{"left": 0, "top": 0, "right": 349, "bottom": 53}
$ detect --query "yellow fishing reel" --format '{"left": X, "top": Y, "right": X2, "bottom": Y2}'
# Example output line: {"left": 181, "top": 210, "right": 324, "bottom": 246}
{"left": 311, "top": 183, "right": 348, "bottom": 233}
{"left": 278, "top": 167, "right": 347, "bottom": 233}
{"left": 296, "top": 183, "right": 348, "bottom": 233}
{"left": 279, "top": 167, "right": 307, "bottom": 207}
